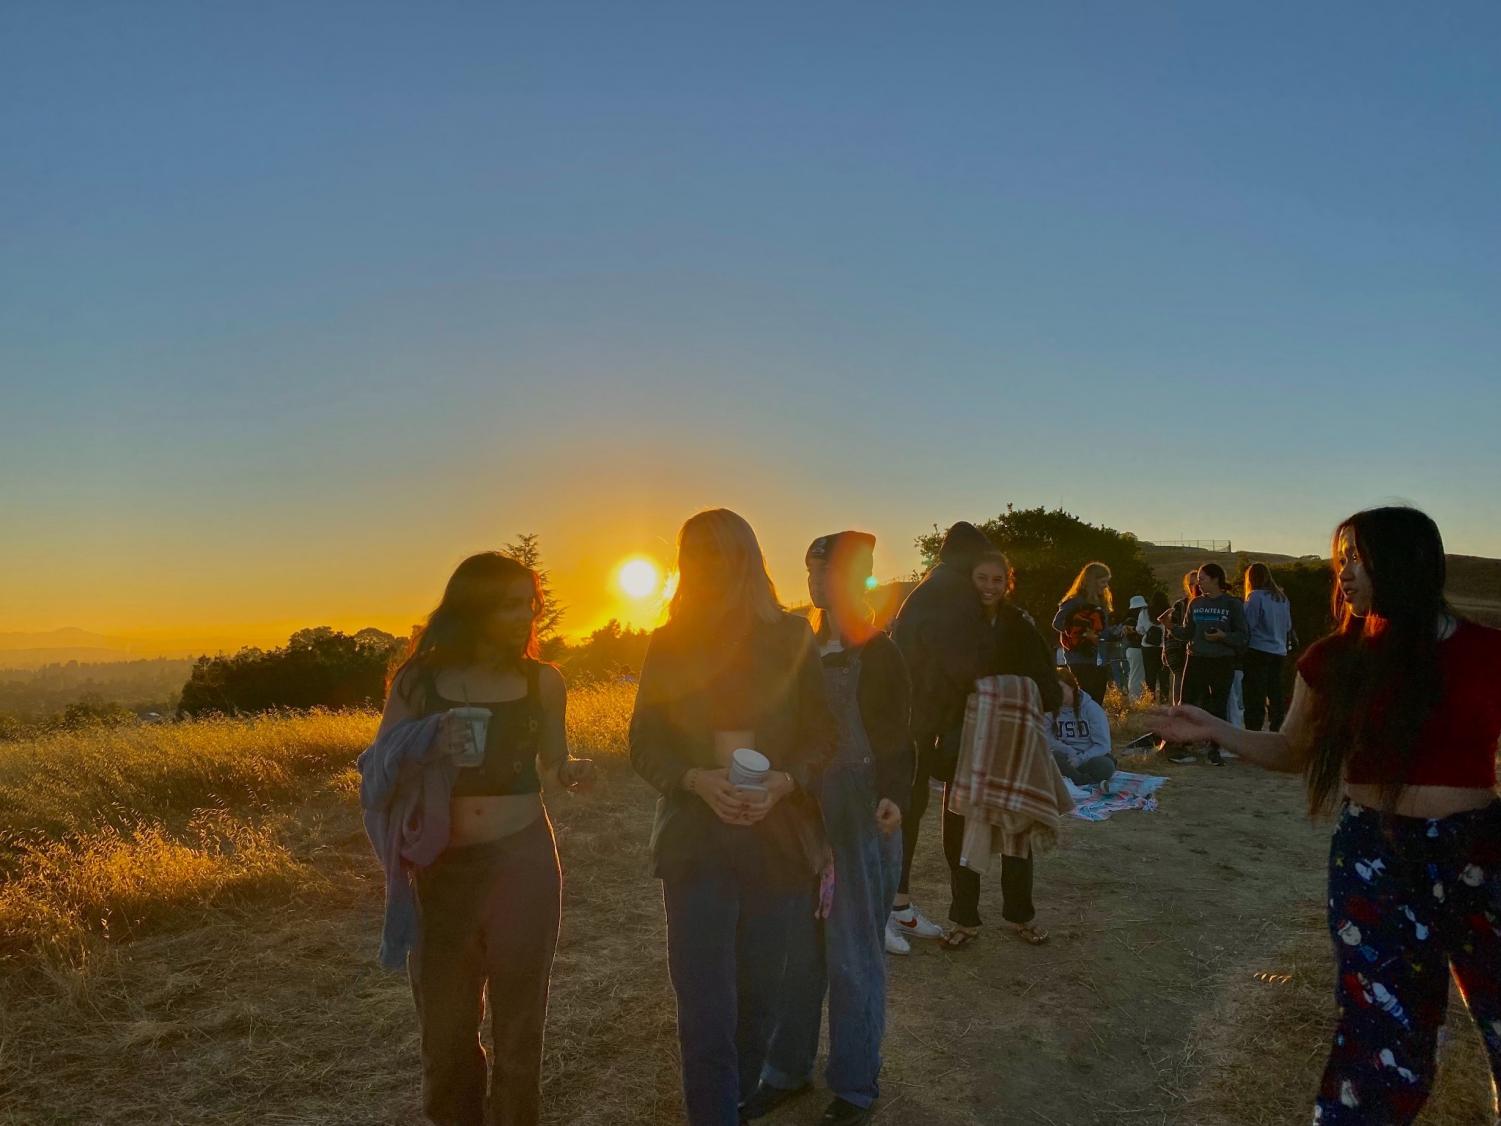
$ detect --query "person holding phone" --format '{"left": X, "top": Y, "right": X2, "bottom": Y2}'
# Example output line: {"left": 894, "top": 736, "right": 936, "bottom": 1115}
{"left": 629, "top": 509, "right": 836, "bottom": 1126}
{"left": 370, "top": 551, "right": 593, "bottom": 1126}
{"left": 747, "top": 532, "right": 910, "bottom": 1126}
{"left": 1165, "top": 563, "right": 1248, "bottom": 764}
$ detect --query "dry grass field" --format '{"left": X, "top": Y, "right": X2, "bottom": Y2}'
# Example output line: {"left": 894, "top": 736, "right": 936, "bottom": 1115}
{"left": 1, "top": 684, "right": 1494, "bottom": 1125}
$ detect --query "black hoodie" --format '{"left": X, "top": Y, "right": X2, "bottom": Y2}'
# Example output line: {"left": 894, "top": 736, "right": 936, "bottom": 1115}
{"left": 891, "top": 522, "right": 995, "bottom": 739}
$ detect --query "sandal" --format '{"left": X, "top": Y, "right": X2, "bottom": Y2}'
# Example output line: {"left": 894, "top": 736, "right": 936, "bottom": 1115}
{"left": 1014, "top": 922, "right": 1050, "bottom": 945}
{"left": 939, "top": 926, "right": 980, "bottom": 951}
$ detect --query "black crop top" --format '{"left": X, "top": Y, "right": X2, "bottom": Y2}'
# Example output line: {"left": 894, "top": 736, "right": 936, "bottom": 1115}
{"left": 426, "top": 661, "right": 544, "bottom": 797}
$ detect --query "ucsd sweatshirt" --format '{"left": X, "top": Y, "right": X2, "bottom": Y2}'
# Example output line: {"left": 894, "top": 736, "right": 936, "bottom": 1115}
{"left": 1170, "top": 593, "right": 1249, "bottom": 658}
{"left": 1048, "top": 694, "right": 1113, "bottom": 768}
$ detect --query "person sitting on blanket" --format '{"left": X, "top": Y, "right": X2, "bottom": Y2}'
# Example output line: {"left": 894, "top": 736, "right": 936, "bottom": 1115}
{"left": 1048, "top": 667, "right": 1117, "bottom": 790}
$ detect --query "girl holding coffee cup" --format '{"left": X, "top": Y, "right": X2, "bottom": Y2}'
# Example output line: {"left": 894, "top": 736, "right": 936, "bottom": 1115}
{"left": 630, "top": 509, "right": 837, "bottom": 1126}
{"left": 374, "top": 552, "right": 592, "bottom": 1126}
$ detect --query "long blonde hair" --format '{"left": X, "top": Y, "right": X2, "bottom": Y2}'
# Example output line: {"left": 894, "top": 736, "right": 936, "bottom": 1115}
{"left": 1063, "top": 561, "right": 1114, "bottom": 612}
{"left": 667, "top": 509, "right": 783, "bottom": 635}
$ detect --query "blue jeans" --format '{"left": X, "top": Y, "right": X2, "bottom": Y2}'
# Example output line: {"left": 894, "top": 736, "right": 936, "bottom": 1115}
{"left": 663, "top": 851, "right": 803, "bottom": 1126}
{"left": 761, "top": 765, "right": 903, "bottom": 1108}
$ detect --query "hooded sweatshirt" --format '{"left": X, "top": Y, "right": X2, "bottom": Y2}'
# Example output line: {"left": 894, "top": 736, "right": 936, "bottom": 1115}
{"left": 891, "top": 521, "right": 995, "bottom": 737}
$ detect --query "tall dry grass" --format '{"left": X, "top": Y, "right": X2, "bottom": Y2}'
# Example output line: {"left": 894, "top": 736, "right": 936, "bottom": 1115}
{"left": 0, "top": 709, "right": 376, "bottom": 851}
{"left": 0, "top": 709, "right": 374, "bottom": 967}
{"left": 0, "top": 686, "right": 637, "bottom": 969}
{"left": 0, "top": 681, "right": 656, "bottom": 1125}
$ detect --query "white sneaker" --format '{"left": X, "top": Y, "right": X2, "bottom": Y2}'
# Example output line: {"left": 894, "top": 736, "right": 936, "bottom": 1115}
{"left": 884, "top": 919, "right": 911, "bottom": 956}
{"left": 890, "top": 905, "right": 945, "bottom": 940}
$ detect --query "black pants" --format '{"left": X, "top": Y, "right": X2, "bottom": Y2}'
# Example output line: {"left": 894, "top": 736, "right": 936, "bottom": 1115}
{"left": 1240, "top": 649, "right": 1287, "bottom": 732}
{"left": 1182, "top": 654, "right": 1236, "bottom": 724}
{"left": 899, "top": 731, "right": 1035, "bottom": 928}
{"left": 898, "top": 734, "right": 946, "bottom": 898}
{"left": 1142, "top": 647, "right": 1166, "bottom": 699}
{"left": 1071, "top": 664, "right": 1109, "bottom": 706}
{"left": 1165, "top": 653, "right": 1187, "bottom": 705}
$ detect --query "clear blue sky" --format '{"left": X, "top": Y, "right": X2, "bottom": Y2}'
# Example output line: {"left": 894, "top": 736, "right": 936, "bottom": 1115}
{"left": 3, "top": 2, "right": 1499, "bottom": 639}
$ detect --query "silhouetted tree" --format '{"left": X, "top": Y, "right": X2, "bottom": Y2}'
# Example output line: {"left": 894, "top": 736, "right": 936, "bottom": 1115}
{"left": 914, "top": 505, "right": 1162, "bottom": 630}
{"left": 503, "top": 533, "right": 567, "bottom": 659}
{"left": 559, "top": 620, "right": 651, "bottom": 684}
{"left": 178, "top": 627, "right": 403, "bottom": 716}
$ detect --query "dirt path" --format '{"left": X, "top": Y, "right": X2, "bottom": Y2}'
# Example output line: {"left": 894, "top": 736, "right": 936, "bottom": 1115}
{"left": 874, "top": 760, "right": 1328, "bottom": 1125}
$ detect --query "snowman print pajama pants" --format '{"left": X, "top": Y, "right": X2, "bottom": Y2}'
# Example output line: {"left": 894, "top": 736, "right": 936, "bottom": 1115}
{"left": 1315, "top": 800, "right": 1501, "bottom": 1123}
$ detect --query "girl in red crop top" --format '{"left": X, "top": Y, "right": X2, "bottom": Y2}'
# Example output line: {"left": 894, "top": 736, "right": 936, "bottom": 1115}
{"left": 1151, "top": 506, "right": 1501, "bottom": 1124}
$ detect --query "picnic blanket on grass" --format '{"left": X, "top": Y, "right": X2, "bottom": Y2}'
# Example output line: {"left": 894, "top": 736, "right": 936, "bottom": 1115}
{"left": 1064, "top": 771, "right": 1167, "bottom": 821}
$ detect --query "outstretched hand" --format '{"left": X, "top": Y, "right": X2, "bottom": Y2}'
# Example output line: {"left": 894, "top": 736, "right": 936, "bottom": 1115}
{"left": 1145, "top": 704, "right": 1220, "bottom": 745}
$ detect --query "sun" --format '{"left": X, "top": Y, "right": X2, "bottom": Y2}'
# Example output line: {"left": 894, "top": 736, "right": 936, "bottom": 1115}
{"left": 617, "top": 557, "right": 662, "bottom": 600}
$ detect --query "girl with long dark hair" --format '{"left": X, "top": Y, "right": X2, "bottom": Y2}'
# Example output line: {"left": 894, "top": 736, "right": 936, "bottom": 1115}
{"left": 1151, "top": 507, "right": 1501, "bottom": 1123}
{"left": 371, "top": 552, "right": 592, "bottom": 1126}
{"left": 629, "top": 509, "right": 836, "bottom": 1126}
{"left": 1242, "top": 561, "right": 1294, "bottom": 731}
{"left": 1166, "top": 562, "right": 1247, "bottom": 765}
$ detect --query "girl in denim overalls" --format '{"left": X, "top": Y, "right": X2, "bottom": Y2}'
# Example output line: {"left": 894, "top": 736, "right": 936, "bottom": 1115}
{"left": 746, "top": 532, "right": 913, "bottom": 1126}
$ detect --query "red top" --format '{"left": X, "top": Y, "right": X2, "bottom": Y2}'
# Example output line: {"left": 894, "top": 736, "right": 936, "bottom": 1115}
{"left": 1297, "top": 618, "right": 1501, "bottom": 789}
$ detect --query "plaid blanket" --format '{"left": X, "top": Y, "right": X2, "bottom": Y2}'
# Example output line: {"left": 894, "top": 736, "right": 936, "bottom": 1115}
{"left": 947, "top": 674, "right": 1074, "bottom": 873}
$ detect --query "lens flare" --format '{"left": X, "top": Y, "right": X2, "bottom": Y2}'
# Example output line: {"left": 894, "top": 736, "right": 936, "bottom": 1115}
{"left": 618, "top": 558, "right": 662, "bottom": 600}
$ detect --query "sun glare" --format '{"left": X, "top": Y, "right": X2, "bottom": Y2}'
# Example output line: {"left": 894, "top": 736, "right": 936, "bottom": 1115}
{"left": 617, "top": 558, "right": 662, "bottom": 600}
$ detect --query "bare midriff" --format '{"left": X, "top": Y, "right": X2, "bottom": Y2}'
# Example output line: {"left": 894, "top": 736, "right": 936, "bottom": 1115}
{"left": 450, "top": 791, "right": 543, "bottom": 846}
{"left": 1344, "top": 782, "right": 1498, "bottom": 820}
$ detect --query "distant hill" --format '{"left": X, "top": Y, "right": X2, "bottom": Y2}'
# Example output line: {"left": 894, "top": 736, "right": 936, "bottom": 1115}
{"left": 1443, "top": 554, "right": 1501, "bottom": 626}
{"left": 1141, "top": 544, "right": 1501, "bottom": 626}
{"left": 0, "top": 629, "right": 249, "bottom": 670}
{"left": 1139, "top": 545, "right": 1309, "bottom": 597}
{"left": 854, "top": 545, "right": 1501, "bottom": 632}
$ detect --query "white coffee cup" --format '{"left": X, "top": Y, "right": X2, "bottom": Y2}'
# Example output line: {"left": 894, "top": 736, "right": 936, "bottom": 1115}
{"left": 446, "top": 707, "right": 491, "bottom": 767}
{"left": 727, "top": 747, "right": 770, "bottom": 790}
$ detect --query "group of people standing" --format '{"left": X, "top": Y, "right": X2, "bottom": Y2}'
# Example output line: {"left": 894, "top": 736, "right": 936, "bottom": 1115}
{"left": 359, "top": 504, "right": 1501, "bottom": 1126}
{"left": 1052, "top": 557, "right": 1300, "bottom": 766}
{"left": 633, "top": 513, "right": 1067, "bottom": 1126}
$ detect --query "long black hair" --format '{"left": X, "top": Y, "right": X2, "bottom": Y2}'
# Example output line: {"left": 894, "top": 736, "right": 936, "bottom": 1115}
{"left": 389, "top": 552, "right": 543, "bottom": 709}
{"left": 1304, "top": 507, "right": 1451, "bottom": 815}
